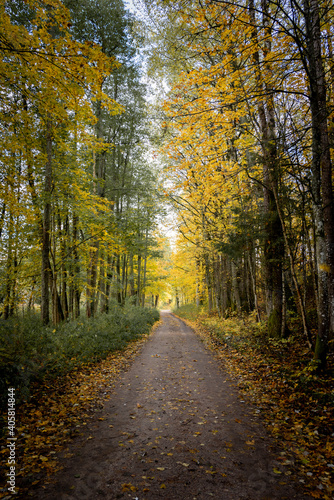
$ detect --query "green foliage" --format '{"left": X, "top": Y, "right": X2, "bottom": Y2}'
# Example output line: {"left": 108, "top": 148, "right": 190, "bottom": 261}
{"left": 0, "top": 304, "right": 159, "bottom": 409}
{"left": 172, "top": 303, "right": 206, "bottom": 321}
{"left": 176, "top": 304, "right": 249, "bottom": 349}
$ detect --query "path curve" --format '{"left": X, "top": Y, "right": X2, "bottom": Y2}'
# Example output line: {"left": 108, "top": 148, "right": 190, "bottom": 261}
{"left": 30, "top": 312, "right": 310, "bottom": 499}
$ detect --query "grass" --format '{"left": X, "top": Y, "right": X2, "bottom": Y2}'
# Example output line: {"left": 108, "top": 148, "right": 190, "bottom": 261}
{"left": 0, "top": 302, "right": 160, "bottom": 412}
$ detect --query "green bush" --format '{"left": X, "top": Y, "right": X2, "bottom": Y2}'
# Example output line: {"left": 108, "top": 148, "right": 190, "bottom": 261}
{"left": 0, "top": 305, "right": 159, "bottom": 409}
{"left": 172, "top": 303, "right": 205, "bottom": 321}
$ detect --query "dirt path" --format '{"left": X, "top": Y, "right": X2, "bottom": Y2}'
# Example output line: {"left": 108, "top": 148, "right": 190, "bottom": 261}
{"left": 29, "top": 312, "right": 310, "bottom": 499}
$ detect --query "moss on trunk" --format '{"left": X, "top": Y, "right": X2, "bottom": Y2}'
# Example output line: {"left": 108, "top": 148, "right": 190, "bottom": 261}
{"left": 268, "top": 308, "right": 281, "bottom": 338}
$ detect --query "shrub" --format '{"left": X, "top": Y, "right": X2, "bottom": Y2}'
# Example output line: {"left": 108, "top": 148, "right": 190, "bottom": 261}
{"left": 172, "top": 303, "right": 205, "bottom": 321}
{"left": 0, "top": 305, "right": 159, "bottom": 409}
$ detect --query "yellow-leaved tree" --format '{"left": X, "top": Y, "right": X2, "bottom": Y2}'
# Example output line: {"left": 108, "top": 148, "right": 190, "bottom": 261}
{"left": 0, "top": 0, "right": 121, "bottom": 323}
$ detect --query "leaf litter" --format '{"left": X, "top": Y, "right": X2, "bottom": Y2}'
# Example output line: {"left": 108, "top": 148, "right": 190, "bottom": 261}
{"left": 0, "top": 326, "right": 159, "bottom": 499}
{"left": 176, "top": 313, "right": 334, "bottom": 500}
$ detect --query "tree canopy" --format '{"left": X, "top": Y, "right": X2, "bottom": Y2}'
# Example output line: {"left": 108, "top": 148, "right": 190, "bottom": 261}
{"left": 0, "top": 0, "right": 333, "bottom": 371}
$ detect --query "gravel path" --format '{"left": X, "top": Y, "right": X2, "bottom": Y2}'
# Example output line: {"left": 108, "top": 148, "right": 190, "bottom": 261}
{"left": 29, "top": 312, "right": 310, "bottom": 499}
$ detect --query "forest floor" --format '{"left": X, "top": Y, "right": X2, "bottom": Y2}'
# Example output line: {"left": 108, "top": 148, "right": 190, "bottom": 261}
{"left": 11, "top": 311, "right": 314, "bottom": 500}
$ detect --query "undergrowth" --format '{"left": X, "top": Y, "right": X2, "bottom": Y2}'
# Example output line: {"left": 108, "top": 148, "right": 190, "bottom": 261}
{"left": 174, "top": 304, "right": 334, "bottom": 499}
{"left": 0, "top": 320, "right": 161, "bottom": 498}
{"left": 0, "top": 303, "right": 159, "bottom": 411}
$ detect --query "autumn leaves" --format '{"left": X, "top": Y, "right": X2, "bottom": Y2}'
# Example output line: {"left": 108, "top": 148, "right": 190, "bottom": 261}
{"left": 0, "top": 0, "right": 116, "bottom": 323}
{"left": 0, "top": 0, "right": 168, "bottom": 324}
{"left": 149, "top": 0, "right": 334, "bottom": 369}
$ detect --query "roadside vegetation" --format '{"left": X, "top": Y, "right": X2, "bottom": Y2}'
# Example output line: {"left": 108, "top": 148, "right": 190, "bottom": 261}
{"left": 174, "top": 304, "right": 334, "bottom": 500}
{"left": 0, "top": 303, "right": 160, "bottom": 412}
{"left": 0, "top": 304, "right": 159, "bottom": 497}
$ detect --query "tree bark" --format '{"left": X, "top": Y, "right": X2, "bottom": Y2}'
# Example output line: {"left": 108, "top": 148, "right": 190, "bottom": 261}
{"left": 141, "top": 228, "right": 148, "bottom": 307}
{"left": 137, "top": 253, "right": 142, "bottom": 306}
{"left": 303, "top": 0, "right": 334, "bottom": 369}
{"left": 73, "top": 213, "right": 81, "bottom": 318}
{"left": 249, "top": 0, "right": 285, "bottom": 337}
{"left": 41, "top": 119, "right": 52, "bottom": 325}
{"left": 86, "top": 240, "right": 99, "bottom": 317}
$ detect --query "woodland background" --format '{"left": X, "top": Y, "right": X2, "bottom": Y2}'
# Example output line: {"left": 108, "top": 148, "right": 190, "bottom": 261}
{"left": 0, "top": 0, "right": 333, "bottom": 497}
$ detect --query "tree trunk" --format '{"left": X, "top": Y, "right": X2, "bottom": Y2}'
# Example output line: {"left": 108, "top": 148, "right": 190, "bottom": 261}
{"left": 103, "top": 251, "right": 113, "bottom": 313}
{"left": 249, "top": 0, "right": 285, "bottom": 337}
{"left": 3, "top": 209, "right": 13, "bottom": 320}
{"left": 231, "top": 260, "right": 241, "bottom": 313}
{"left": 137, "top": 253, "right": 141, "bottom": 306}
{"left": 141, "top": 228, "right": 148, "bottom": 307}
{"left": 248, "top": 252, "right": 261, "bottom": 322}
{"left": 60, "top": 211, "right": 69, "bottom": 320}
{"left": 116, "top": 253, "right": 122, "bottom": 305}
{"left": 271, "top": 182, "right": 312, "bottom": 347}
{"left": 73, "top": 213, "right": 81, "bottom": 318}
{"left": 129, "top": 252, "right": 135, "bottom": 297}
{"left": 41, "top": 119, "right": 52, "bottom": 325}
{"left": 122, "top": 254, "right": 128, "bottom": 304}
{"left": 204, "top": 253, "right": 213, "bottom": 313}
{"left": 303, "top": 0, "right": 334, "bottom": 369}
{"left": 86, "top": 240, "right": 99, "bottom": 317}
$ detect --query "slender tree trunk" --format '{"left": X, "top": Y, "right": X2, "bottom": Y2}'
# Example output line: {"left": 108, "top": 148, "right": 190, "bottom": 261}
{"left": 116, "top": 253, "right": 122, "bottom": 305}
{"left": 271, "top": 183, "right": 313, "bottom": 347}
{"left": 9, "top": 238, "right": 18, "bottom": 317}
{"left": 3, "top": 208, "right": 13, "bottom": 320}
{"left": 248, "top": 252, "right": 261, "bottom": 322}
{"left": 98, "top": 247, "right": 106, "bottom": 313}
{"left": 141, "top": 228, "right": 148, "bottom": 307}
{"left": 104, "top": 252, "right": 113, "bottom": 313}
{"left": 51, "top": 214, "right": 64, "bottom": 324}
{"left": 249, "top": 0, "right": 284, "bottom": 336}
{"left": 41, "top": 119, "right": 52, "bottom": 325}
{"left": 60, "top": 211, "right": 69, "bottom": 320}
{"left": 303, "top": 0, "right": 334, "bottom": 369}
{"left": 122, "top": 254, "right": 128, "bottom": 304}
{"left": 137, "top": 253, "right": 141, "bottom": 306}
{"left": 129, "top": 252, "right": 135, "bottom": 297}
{"left": 0, "top": 201, "right": 6, "bottom": 240}
{"left": 231, "top": 260, "right": 241, "bottom": 312}
{"left": 86, "top": 96, "right": 104, "bottom": 317}
{"left": 73, "top": 213, "right": 81, "bottom": 318}
{"left": 86, "top": 241, "right": 99, "bottom": 317}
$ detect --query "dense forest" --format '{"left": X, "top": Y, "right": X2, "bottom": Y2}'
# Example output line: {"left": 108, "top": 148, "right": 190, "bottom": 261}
{"left": 0, "top": 0, "right": 333, "bottom": 498}
{"left": 140, "top": 0, "right": 334, "bottom": 371}
{"left": 0, "top": 1, "right": 333, "bottom": 374}
{"left": 0, "top": 0, "right": 168, "bottom": 324}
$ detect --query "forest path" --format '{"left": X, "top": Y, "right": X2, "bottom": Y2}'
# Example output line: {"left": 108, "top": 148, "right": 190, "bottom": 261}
{"left": 30, "top": 312, "right": 310, "bottom": 500}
